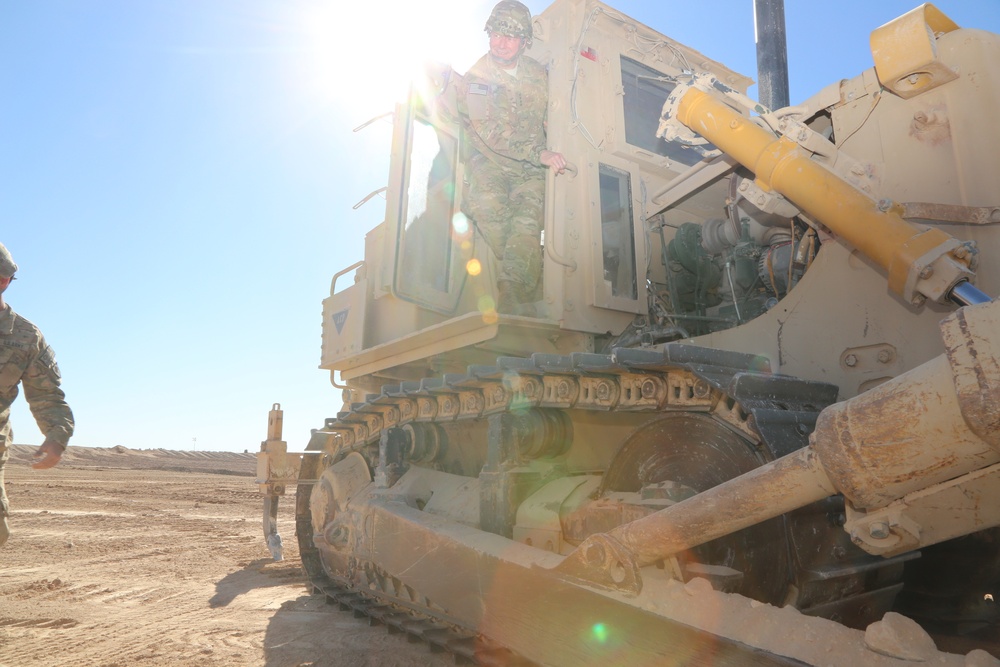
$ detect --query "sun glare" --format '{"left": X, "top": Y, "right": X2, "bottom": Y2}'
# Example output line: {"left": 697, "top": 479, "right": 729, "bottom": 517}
{"left": 292, "top": 0, "right": 494, "bottom": 118}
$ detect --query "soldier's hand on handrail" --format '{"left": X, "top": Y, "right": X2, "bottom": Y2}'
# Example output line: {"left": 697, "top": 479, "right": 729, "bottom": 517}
{"left": 541, "top": 150, "right": 569, "bottom": 174}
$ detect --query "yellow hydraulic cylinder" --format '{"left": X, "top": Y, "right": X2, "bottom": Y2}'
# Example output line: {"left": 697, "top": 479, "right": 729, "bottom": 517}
{"left": 674, "top": 88, "right": 960, "bottom": 300}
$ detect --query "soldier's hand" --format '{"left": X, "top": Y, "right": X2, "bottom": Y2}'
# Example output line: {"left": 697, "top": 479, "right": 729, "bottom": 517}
{"left": 31, "top": 439, "right": 63, "bottom": 470}
{"left": 540, "top": 150, "right": 567, "bottom": 174}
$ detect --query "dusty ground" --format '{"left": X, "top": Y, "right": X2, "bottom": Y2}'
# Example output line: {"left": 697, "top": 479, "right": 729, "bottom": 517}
{"left": 0, "top": 445, "right": 454, "bottom": 667}
{"left": 3, "top": 446, "right": 997, "bottom": 667}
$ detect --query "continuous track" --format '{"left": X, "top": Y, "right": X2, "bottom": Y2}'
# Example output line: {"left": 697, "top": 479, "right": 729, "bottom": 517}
{"left": 289, "top": 345, "right": 896, "bottom": 665}
{"left": 306, "top": 568, "right": 537, "bottom": 666}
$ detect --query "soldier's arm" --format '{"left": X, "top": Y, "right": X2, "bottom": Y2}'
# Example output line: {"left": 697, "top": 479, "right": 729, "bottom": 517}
{"left": 22, "top": 339, "right": 74, "bottom": 462}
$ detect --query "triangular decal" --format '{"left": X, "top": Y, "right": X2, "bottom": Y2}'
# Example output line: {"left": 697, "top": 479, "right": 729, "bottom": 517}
{"left": 332, "top": 309, "right": 349, "bottom": 335}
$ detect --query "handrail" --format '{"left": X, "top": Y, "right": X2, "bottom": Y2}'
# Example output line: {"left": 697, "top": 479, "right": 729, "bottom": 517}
{"left": 353, "top": 187, "right": 387, "bottom": 210}
{"left": 330, "top": 260, "right": 364, "bottom": 294}
{"left": 544, "top": 162, "right": 579, "bottom": 270}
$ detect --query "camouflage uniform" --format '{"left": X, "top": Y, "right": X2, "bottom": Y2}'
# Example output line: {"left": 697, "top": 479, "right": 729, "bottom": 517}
{"left": 460, "top": 50, "right": 549, "bottom": 298}
{"left": 0, "top": 301, "right": 74, "bottom": 519}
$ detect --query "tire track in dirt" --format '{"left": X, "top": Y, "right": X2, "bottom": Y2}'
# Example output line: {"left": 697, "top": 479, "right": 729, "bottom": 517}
{"left": 0, "top": 478, "right": 267, "bottom": 665}
{"left": 0, "top": 462, "right": 454, "bottom": 667}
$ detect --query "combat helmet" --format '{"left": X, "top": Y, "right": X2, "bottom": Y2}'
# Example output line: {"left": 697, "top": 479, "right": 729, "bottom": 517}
{"left": 0, "top": 242, "right": 17, "bottom": 279}
{"left": 485, "top": 0, "right": 533, "bottom": 47}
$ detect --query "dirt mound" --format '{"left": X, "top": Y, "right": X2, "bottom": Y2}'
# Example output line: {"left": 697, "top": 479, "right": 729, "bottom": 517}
{"left": 5, "top": 444, "right": 256, "bottom": 477}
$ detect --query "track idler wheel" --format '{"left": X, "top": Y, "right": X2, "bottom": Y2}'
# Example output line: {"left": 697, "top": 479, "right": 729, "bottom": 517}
{"left": 597, "top": 412, "right": 791, "bottom": 604}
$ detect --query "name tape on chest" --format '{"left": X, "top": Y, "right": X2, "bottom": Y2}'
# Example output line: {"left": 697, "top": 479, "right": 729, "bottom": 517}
{"left": 0, "top": 339, "right": 29, "bottom": 352}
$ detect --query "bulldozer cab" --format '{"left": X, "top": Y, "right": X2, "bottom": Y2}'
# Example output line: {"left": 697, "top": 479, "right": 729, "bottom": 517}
{"left": 322, "top": 0, "right": 999, "bottom": 404}
{"left": 321, "top": 0, "right": 749, "bottom": 391}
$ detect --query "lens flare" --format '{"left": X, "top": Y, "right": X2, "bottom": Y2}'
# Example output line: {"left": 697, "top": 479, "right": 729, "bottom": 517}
{"left": 591, "top": 622, "right": 609, "bottom": 644}
{"left": 750, "top": 354, "right": 772, "bottom": 372}
{"left": 467, "top": 258, "right": 482, "bottom": 276}
{"left": 452, "top": 212, "right": 470, "bottom": 235}
{"left": 478, "top": 295, "right": 498, "bottom": 324}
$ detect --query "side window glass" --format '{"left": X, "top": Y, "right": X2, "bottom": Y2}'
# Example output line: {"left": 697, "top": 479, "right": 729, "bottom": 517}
{"left": 399, "top": 118, "right": 458, "bottom": 293}
{"left": 390, "top": 101, "right": 467, "bottom": 314}
{"left": 621, "top": 56, "right": 714, "bottom": 165}
{"left": 599, "top": 164, "right": 637, "bottom": 300}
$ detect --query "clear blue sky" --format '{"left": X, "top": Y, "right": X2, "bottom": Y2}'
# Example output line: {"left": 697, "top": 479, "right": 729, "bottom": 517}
{"left": 3, "top": 1, "right": 998, "bottom": 452}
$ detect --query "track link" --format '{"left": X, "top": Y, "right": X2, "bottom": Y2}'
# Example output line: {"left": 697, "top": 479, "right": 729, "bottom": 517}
{"left": 314, "top": 345, "right": 838, "bottom": 459}
{"left": 310, "top": 571, "right": 537, "bottom": 666}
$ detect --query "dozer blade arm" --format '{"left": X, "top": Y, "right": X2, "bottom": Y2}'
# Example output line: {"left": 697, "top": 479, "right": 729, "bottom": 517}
{"left": 557, "top": 299, "right": 1000, "bottom": 591}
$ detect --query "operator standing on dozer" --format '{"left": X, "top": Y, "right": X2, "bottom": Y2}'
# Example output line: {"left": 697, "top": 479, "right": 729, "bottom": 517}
{"left": 459, "top": 0, "right": 568, "bottom": 316}
{"left": 0, "top": 242, "right": 74, "bottom": 548}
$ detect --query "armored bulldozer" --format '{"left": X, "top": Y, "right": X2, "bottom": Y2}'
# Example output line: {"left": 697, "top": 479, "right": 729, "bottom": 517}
{"left": 258, "top": 1, "right": 1000, "bottom": 664}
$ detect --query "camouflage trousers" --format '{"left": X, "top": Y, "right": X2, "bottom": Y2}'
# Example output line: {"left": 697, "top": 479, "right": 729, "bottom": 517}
{"left": 0, "top": 421, "right": 9, "bottom": 516}
{"left": 464, "top": 154, "right": 544, "bottom": 290}
{"left": 0, "top": 446, "right": 8, "bottom": 517}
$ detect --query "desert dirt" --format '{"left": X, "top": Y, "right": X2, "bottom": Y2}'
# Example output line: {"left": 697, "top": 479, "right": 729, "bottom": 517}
{"left": 0, "top": 445, "right": 454, "bottom": 667}
{"left": 3, "top": 446, "right": 997, "bottom": 667}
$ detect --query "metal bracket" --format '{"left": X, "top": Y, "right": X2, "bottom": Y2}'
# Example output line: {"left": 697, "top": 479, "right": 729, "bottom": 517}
{"left": 845, "top": 506, "right": 922, "bottom": 556}
{"left": 870, "top": 4, "right": 960, "bottom": 99}
{"left": 902, "top": 202, "right": 1000, "bottom": 226}
{"left": 552, "top": 533, "right": 642, "bottom": 596}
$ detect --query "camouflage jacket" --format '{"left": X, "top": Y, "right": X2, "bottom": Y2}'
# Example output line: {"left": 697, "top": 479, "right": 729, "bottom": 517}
{"left": 459, "top": 52, "right": 549, "bottom": 174}
{"left": 0, "top": 305, "right": 74, "bottom": 451}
